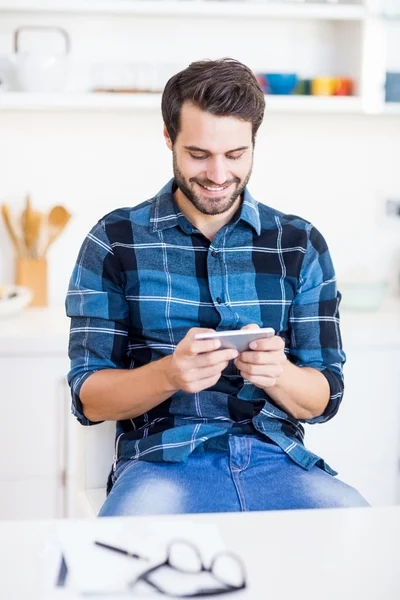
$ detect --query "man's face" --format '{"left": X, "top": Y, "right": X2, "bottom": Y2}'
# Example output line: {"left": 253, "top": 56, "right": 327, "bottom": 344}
{"left": 165, "top": 102, "right": 253, "bottom": 216}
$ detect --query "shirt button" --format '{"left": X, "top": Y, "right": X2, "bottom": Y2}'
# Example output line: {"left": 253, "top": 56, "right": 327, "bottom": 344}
{"left": 211, "top": 249, "right": 217, "bottom": 258}
{"left": 216, "top": 297, "right": 222, "bottom": 304}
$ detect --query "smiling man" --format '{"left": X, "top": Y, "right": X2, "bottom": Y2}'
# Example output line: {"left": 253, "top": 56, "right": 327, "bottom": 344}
{"left": 66, "top": 58, "right": 368, "bottom": 515}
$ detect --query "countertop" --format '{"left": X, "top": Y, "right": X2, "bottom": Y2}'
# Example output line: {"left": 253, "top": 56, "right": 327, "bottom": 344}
{"left": 0, "top": 298, "right": 400, "bottom": 357}
{"left": 0, "top": 306, "right": 69, "bottom": 356}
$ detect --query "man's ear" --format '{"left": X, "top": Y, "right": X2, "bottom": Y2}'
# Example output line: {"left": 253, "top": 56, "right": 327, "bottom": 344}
{"left": 163, "top": 124, "right": 173, "bottom": 151}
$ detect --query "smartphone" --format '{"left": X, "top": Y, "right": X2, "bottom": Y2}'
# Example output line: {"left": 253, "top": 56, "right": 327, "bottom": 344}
{"left": 194, "top": 327, "right": 275, "bottom": 353}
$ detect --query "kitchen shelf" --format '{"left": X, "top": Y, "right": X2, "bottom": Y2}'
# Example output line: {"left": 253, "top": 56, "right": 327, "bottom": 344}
{"left": 0, "top": 3, "right": 396, "bottom": 117}
{"left": 0, "top": 0, "right": 366, "bottom": 20}
{"left": 265, "top": 95, "right": 363, "bottom": 113}
{"left": 0, "top": 92, "right": 163, "bottom": 111}
{"left": 0, "top": 92, "right": 364, "bottom": 113}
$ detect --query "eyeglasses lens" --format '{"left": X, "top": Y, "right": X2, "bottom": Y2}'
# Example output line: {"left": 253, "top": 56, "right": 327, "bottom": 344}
{"left": 212, "top": 553, "right": 246, "bottom": 589}
{"left": 168, "top": 541, "right": 203, "bottom": 574}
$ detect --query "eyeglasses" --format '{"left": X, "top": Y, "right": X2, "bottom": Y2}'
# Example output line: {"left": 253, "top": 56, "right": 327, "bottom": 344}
{"left": 95, "top": 538, "right": 247, "bottom": 598}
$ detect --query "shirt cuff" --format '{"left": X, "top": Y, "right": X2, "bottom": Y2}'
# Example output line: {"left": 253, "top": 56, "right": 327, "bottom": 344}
{"left": 303, "top": 367, "right": 344, "bottom": 424}
{"left": 68, "top": 370, "right": 104, "bottom": 426}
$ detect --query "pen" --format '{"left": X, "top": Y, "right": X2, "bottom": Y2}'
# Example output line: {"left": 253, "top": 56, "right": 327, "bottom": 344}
{"left": 94, "top": 540, "right": 148, "bottom": 561}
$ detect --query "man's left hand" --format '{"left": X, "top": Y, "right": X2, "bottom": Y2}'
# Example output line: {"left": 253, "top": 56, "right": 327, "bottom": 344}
{"left": 233, "top": 324, "right": 287, "bottom": 390}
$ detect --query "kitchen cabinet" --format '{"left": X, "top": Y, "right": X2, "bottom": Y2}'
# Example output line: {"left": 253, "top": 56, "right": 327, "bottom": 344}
{"left": 0, "top": 302, "right": 399, "bottom": 519}
{"left": 305, "top": 347, "right": 400, "bottom": 506}
{"left": 304, "top": 301, "right": 400, "bottom": 506}
{"left": 0, "top": 308, "right": 69, "bottom": 520}
{"left": 0, "top": 0, "right": 398, "bottom": 115}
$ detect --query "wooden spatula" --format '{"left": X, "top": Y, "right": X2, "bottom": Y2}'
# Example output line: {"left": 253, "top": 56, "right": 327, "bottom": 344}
{"left": 20, "top": 195, "right": 46, "bottom": 258}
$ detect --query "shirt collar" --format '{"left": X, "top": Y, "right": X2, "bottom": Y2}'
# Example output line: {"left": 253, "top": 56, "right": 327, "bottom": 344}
{"left": 150, "top": 178, "right": 261, "bottom": 236}
{"left": 150, "top": 179, "right": 192, "bottom": 234}
{"left": 238, "top": 186, "right": 261, "bottom": 236}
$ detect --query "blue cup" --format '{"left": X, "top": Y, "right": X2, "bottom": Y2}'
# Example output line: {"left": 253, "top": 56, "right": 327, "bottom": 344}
{"left": 264, "top": 73, "right": 298, "bottom": 95}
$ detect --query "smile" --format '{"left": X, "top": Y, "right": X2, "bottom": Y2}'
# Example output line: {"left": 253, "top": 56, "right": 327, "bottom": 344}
{"left": 197, "top": 182, "right": 231, "bottom": 193}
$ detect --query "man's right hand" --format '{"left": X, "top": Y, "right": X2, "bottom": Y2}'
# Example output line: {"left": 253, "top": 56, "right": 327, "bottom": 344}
{"left": 162, "top": 328, "right": 239, "bottom": 394}
{"left": 80, "top": 328, "right": 239, "bottom": 422}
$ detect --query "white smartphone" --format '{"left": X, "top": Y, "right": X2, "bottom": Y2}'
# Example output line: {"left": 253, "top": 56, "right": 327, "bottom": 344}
{"left": 194, "top": 327, "right": 275, "bottom": 353}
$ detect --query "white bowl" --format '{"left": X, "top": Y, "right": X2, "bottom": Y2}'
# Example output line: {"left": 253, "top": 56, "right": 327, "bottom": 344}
{"left": 0, "top": 285, "right": 33, "bottom": 318}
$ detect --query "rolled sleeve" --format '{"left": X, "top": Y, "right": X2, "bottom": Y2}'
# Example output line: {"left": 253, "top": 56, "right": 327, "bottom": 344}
{"left": 65, "top": 221, "right": 130, "bottom": 425}
{"left": 289, "top": 224, "right": 346, "bottom": 424}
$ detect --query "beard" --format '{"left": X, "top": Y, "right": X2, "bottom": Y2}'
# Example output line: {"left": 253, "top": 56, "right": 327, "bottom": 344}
{"left": 172, "top": 150, "right": 252, "bottom": 216}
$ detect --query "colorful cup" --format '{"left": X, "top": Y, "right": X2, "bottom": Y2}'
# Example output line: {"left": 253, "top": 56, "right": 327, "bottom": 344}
{"left": 255, "top": 73, "right": 267, "bottom": 93}
{"left": 294, "top": 79, "right": 312, "bottom": 95}
{"left": 264, "top": 73, "right": 298, "bottom": 95}
{"left": 311, "top": 77, "right": 336, "bottom": 96}
{"left": 334, "top": 77, "right": 353, "bottom": 96}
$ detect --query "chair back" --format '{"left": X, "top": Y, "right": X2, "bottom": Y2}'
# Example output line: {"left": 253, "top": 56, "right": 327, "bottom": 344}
{"left": 64, "top": 380, "right": 116, "bottom": 517}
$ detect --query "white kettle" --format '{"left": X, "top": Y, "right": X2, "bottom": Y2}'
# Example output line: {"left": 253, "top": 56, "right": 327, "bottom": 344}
{"left": 9, "top": 26, "right": 71, "bottom": 92}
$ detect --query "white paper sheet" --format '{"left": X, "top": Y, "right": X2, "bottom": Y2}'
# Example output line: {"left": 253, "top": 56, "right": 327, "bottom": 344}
{"left": 50, "top": 519, "right": 229, "bottom": 596}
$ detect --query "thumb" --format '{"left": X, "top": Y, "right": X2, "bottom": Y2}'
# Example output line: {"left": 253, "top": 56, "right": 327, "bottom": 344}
{"left": 241, "top": 323, "right": 260, "bottom": 331}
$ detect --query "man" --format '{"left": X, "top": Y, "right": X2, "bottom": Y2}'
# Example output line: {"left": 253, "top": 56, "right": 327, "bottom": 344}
{"left": 66, "top": 58, "right": 368, "bottom": 515}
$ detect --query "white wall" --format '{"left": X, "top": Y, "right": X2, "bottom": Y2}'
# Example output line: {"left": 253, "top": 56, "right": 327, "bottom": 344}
{"left": 1, "top": 110, "right": 400, "bottom": 305}
{"left": 0, "top": 9, "right": 399, "bottom": 305}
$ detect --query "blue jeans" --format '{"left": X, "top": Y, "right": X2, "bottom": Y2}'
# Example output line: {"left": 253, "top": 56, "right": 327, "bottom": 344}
{"left": 99, "top": 435, "right": 369, "bottom": 516}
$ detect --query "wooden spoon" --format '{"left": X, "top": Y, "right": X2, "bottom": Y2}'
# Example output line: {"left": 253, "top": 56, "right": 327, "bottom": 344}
{"left": 1, "top": 203, "right": 24, "bottom": 256}
{"left": 43, "top": 205, "right": 72, "bottom": 255}
{"left": 26, "top": 210, "right": 44, "bottom": 258}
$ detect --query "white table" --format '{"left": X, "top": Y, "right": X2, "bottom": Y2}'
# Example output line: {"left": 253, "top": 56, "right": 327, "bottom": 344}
{"left": 1, "top": 506, "right": 400, "bottom": 599}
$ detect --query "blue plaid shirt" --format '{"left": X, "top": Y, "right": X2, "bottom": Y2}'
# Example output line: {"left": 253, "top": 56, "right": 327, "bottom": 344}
{"left": 66, "top": 179, "right": 345, "bottom": 481}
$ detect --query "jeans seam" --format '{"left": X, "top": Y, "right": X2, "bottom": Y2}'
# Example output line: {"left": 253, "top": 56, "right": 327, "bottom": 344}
{"left": 229, "top": 436, "right": 250, "bottom": 510}
{"left": 230, "top": 470, "right": 247, "bottom": 511}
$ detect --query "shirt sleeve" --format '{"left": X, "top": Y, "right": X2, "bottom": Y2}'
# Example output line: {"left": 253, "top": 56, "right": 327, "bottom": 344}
{"left": 65, "top": 220, "right": 130, "bottom": 425}
{"left": 289, "top": 223, "right": 346, "bottom": 424}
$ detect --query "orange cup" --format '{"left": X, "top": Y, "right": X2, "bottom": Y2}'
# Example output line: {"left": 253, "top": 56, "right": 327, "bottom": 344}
{"left": 333, "top": 77, "right": 353, "bottom": 96}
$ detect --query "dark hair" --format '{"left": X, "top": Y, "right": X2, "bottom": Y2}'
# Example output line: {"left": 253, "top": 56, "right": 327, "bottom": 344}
{"left": 161, "top": 58, "right": 265, "bottom": 145}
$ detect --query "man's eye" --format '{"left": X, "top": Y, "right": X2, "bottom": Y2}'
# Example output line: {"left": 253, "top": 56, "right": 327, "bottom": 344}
{"left": 227, "top": 154, "right": 243, "bottom": 161}
{"left": 190, "top": 154, "right": 207, "bottom": 160}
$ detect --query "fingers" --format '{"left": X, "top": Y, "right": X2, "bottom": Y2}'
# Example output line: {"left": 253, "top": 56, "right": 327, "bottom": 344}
{"left": 177, "top": 361, "right": 230, "bottom": 394}
{"left": 234, "top": 334, "right": 286, "bottom": 388}
{"left": 185, "top": 373, "right": 224, "bottom": 394}
{"left": 195, "top": 348, "right": 238, "bottom": 368}
{"left": 248, "top": 335, "right": 285, "bottom": 352}
{"left": 234, "top": 360, "right": 284, "bottom": 379}
{"left": 178, "top": 341, "right": 237, "bottom": 367}
{"left": 237, "top": 349, "right": 286, "bottom": 366}
{"left": 171, "top": 331, "right": 238, "bottom": 392}
{"left": 175, "top": 328, "right": 286, "bottom": 396}
{"left": 192, "top": 362, "right": 231, "bottom": 381}
{"left": 183, "top": 328, "right": 221, "bottom": 357}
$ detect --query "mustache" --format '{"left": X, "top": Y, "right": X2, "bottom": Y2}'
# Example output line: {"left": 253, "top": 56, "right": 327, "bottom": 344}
{"left": 190, "top": 178, "right": 240, "bottom": 187}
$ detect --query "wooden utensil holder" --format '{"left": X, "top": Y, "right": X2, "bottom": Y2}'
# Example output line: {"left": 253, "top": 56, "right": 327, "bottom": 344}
{"left": 16, "top": 257, "right": 48, "bottom": 307}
